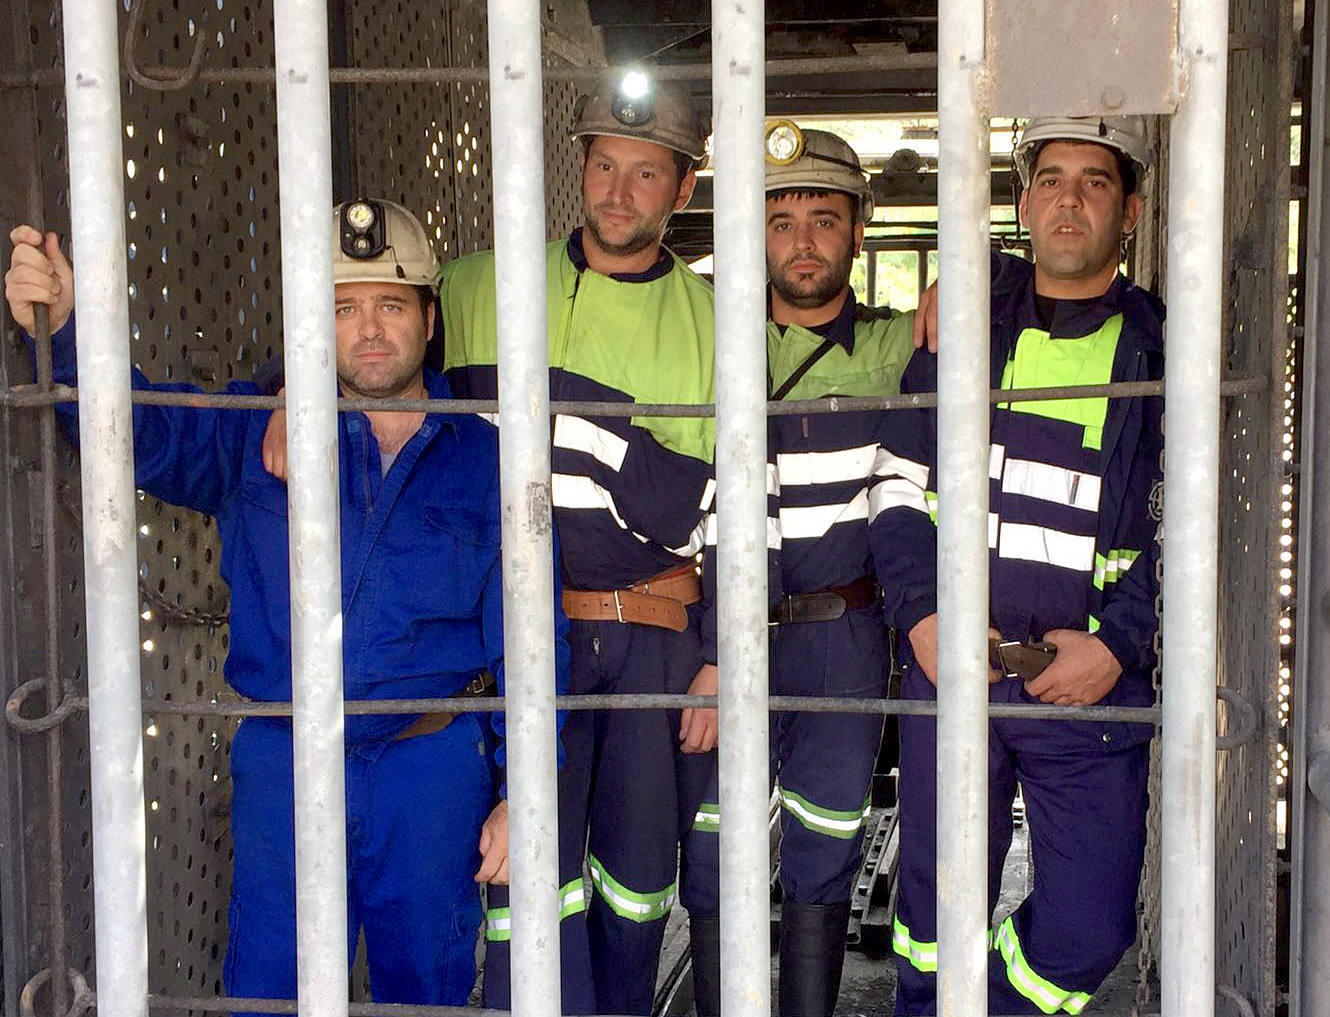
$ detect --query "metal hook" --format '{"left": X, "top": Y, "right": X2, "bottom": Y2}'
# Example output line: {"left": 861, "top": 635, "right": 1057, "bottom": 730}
{"left": 5, "top": 677, "right": 85, "bottom": 734}
{"left": 122, "top": 0, "right": 207, "bottom": 92}
{"left": 1215, "top": 685, "right": 1258, "bottom": 751}
{"left": 19, "top": 968, "right": 93, "bottom": 1017}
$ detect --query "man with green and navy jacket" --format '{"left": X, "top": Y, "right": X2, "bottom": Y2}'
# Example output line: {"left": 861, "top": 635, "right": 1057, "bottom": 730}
{"left": 685, "top": 126, "right": 914, "bottom": 1017}
{"left": 438, "top": 74, "right": 718, "bottom": 1015}
{"left": 869, "top": 116, "right": 1163, "bottom": 1016}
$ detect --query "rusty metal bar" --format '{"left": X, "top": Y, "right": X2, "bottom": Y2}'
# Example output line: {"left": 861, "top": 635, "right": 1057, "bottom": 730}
{"left": 0, "top": 376, "right": 1269, "bottom": 414}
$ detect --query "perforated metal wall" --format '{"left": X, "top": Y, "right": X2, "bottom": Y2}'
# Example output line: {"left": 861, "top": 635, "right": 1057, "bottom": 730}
{"left": 0, "top": 1, "right": 598, "bottom": 1011}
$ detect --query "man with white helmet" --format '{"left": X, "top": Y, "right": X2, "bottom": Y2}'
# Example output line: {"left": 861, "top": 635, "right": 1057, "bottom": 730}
{"left": 869, "top": 115, "right": 1163, "bottom": 1014}
{"left": 3, "top": 200, "right": 567, "bottom": 1010}
{"left": 685, "top": 122, "right": 915, "bottom": 1016}
{"left": 436, "top": 73, "right": 719, "bottom": 1015}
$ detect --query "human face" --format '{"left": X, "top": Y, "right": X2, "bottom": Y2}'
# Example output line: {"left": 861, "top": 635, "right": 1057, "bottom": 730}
{"left": 582, "top": 134, "right": 695, "bottom": 264}
{"left": 334, "top": 282, "right": 432, "bottom": 398}
{"left": 1019, "top": 140, "right": 1143, "bottom": 298}
{"left": 765, "top": 191, "right": 862, "bottom": 314}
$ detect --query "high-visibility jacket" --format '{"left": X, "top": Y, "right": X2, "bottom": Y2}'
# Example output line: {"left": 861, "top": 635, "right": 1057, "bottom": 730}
{"left": 439, "top": 229, "right": 716, "bottom": 591}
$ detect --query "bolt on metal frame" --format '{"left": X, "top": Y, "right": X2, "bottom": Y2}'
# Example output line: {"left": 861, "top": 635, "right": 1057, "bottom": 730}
{"left": 9, "top": 0, "right": 1242, "bottom": 1016}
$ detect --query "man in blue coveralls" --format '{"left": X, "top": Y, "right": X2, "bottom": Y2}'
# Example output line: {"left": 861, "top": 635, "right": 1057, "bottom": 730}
{"left": 4, "top": 200, "right": 567, "bottom": 1009}
{"left": 686, "top": 123, "right": 915, "bottom": 1017}
{"left": 869, "top": 116, "right": 1163, "bottom": 1015}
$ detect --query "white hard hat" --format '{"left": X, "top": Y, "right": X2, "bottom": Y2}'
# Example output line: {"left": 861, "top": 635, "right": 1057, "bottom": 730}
{"left": 1014, "top": 115, "right": 1151, "bottom": 193}
{"left": 572, "top": 71, "right": 709, "bottom": 163}
{"left": 333, "top": 199, "right": 441, "bottom": 288}
{"left": 763, "top": 121, "right": 874, "bottom": 224}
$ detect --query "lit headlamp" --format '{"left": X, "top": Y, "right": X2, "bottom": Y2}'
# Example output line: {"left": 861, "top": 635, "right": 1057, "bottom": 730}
{"left": 340, "top": 199, "right": 387, "bottom": 260}
{"left": 610, "top": 70, "right": 654, "bottom": 127}
{"left": 764, "top": 120, "right": 805, "bottom": 166}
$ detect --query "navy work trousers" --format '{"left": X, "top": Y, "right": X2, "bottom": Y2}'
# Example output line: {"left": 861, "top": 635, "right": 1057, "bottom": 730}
{"left": 892, "top": 666, "right": 1151, "bottom": 1016}
{"left": 685, "top": 607, "right": 888, "bottom": 916}
{"left": 223, "top": 714, "right": 493, "bottom": 1010}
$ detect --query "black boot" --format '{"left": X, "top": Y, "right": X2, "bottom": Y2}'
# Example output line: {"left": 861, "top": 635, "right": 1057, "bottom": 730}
{"left": 777, "top": 901, "right": 852, "bottom": 1017}
{"left": 689, "top": 914, "right": 723, "bottom": 1017}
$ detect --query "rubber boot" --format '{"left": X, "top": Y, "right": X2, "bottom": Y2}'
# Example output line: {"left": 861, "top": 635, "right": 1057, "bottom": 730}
{"left": 777, "top": 901, "right": 852, "bottom": 1017}
{"left": 688, "top": 915, "right": 722, "bottom": 1017}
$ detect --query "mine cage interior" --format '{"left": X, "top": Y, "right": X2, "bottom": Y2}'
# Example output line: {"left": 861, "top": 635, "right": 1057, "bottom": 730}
{"left": 0, "top": 0, "right": 1311, "bottom": 1015}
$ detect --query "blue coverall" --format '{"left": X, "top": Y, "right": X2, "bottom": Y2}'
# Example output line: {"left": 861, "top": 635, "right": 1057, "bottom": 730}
{"left": 869, "top": 262, "right": 1164, "bottom": 1016}
{"left": 42, "top": 316, "right": 569, "bottom": 1008}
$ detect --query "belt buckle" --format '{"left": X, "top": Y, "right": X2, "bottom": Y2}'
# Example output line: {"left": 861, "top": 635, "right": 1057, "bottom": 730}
{"left": 993, "top": 640, "right": 1021, "bottom": 679}
{"left": 613, "top": 589, "right": 625, "bottom": 624}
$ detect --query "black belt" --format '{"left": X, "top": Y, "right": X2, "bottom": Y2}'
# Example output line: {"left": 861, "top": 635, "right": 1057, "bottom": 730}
{"left": 771, "top": 576, "right": 881, "bottom": 625}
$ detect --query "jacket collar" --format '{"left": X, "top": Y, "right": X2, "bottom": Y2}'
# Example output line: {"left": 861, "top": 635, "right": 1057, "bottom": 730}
{"left": 566, "top": 227, "right": 675, "bottom": 283}
{"left": 769, "top": 287, "right": 858, "bottom": 355}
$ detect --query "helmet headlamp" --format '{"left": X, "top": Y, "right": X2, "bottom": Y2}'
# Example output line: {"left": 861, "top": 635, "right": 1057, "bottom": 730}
{"left": 340, "top": 199, "right": 387, "bottom": 260}
{"left": 764, "top": 120, "right": 805, "bottom": 166}
{"left": 610, "top": 70, "right": 655, "bottom": 127}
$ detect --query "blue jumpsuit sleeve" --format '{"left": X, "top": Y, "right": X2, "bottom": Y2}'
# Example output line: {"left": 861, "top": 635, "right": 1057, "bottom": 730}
{"left": 35, "top": 315, "right": 253, "bottom": 515}
{"left": 608, "top": 423, "right": 713, "bottom": 553}
{"left": 868, "top": 346, "right": 939, "bottom": 635}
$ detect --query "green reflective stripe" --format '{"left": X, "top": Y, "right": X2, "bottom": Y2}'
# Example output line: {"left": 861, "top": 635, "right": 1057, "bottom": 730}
{"left": 485, "top": 879, "right": 586, "bottom": 942}
{"left": 1000, "top": 318, "right": 1123, "bottom": 451}
{"left": 1088, "top": 614, "right": 1101, "bottom": 634}
{"left": 587, "top": 853, "right": 676, "bottom": 923}
{"left": 779, "top": 787, "right": 871, "bottom": 840}
{"left": 925, "top": 490, "right": 939, "bottom": 524}
{"left": 485, "top": 906, "right": 512, "bottom": 942}
{"left": 692, "top": 802, "right": 720, "bottom": 832}
{"left": 561, "top": 877, "right": 588, "bottom": 920}
{"left": 891, "top": 915, "right": 937, "bottom": 972}
{"left": 1092, "top": 548, "right": 1143, "bottom": 590}
{"left": 993, "top": 916, "right": 1092, "bottom": 1014}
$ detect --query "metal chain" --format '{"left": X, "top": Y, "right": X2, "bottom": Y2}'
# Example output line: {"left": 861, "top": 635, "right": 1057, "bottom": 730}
{"left": 1133, "top": 445, "right": 1165, "bottom": 1016}
{"left": 137, "top": 577, "right": 230, "bottom": 627}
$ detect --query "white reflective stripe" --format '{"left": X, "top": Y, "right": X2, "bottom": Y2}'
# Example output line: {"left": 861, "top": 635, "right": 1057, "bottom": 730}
{"left": 869, "top": 477, "right": 929, "bottom": 520}
{"left": 487, "top": 914, "right": 511, "bottom": 932}
{"left": 703, "top": 514, "right": 781, "bottom": 550}
{"left": 998, "top": 522, "right": 1095, "bottom": 571}
{"left": 990, "top": 442, "right": 1005, "bottom": 480}
{"left": 699, "top": 478, "right": 717, "bottom": 511}
{"left": 666, "top": 518, "right": 708, "bottom": 558}
{"left": 553, "top": 415, "right": 628, "bottom": 472}
{"left": 780, "top": 489, "right": 869, "bottom": 540}
{"left": 989, "top": 512, "right": 999, "bottom": 548}
{"left": 767, "top": 462, "right": 779, "bottom": 496}
{"left": 777, "top": 443, "right": 877, "bottom": 487}
{"left": 551, "top": 474, "right": 648, "bottom": 545}
{"left": 478, "top": 412, "right": 499, "bottom": 425}
{"left": 561, "top": 883, "right": 587, "bottom": 911}
{"left": 872, "top": 447, "right": 929, "bottom": 488}
{"left": 1002, "top": 457, "right": 1101, "bottom": 512}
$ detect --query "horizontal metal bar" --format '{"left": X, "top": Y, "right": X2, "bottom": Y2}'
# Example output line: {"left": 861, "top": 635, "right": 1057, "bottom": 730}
{"left": 0, "top": 375, "right": 1267, "bottom": 415}
{"left": 66, "top": 693, "right": 1168, "bottom": 723}
{"left": 0, "top": 51, "right": 936, "bottom": 90}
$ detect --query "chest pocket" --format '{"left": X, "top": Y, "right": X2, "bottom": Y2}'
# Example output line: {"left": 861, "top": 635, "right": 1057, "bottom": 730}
{"left": 416, "top": 504, "right": 501, "bottom": 617}
{"left": 238, "top": 476, "right": 290, "bottom": 518}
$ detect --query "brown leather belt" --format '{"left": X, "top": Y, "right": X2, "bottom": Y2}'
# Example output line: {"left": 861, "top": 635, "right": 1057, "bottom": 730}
{"left": 562, "top": 563, "right": 703, "bottom": 633}
{"left": 393, "top": 672, "right": 497, "bottom": 742}
{"left": 771, "top": 575, "right": 881, "bottom": 626}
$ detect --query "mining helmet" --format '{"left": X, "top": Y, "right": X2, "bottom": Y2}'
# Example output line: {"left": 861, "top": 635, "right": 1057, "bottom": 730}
{"left": 763, "top": 121, "right": 875, "bottom": 224}
{"left": 332, "top": 198, "right": 441, "bottom": 287}
{"left": 1013, "top": 115, "right": 1151, "bottom": 193}
{"left": 571, "top": 70, "right": 709, "bottom": 163}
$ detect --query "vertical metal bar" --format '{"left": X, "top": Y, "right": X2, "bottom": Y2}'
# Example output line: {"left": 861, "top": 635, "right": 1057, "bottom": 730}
{"left": 867, "top": 249, "right": 878, "bottom": 306}
{"left": 917, "top": 247, "right": 930, "bottom": 307}
{"left": 933, "top": 0, "right": 990, "bottom": 1013}
{"left": 710, "top": 3, "right": 770, "bottom": 1016}
{"left": 1291, "top": 0, "right": 1330, "bottom": 1008}
{"left": 1160, "top": 0, "right": 1228, "bottom": 1015}
{"left": 60, "top": 0, "right": 149, "bottom": 1014}
{"left": 273, "top": 2, "right": 348, "bottom": 1015}
{"left": 485, "top": 2, "right": 562, "bottom": 1012}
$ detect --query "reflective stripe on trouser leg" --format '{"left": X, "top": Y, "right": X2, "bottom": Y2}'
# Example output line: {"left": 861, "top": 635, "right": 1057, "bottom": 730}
{"left": 579, "top": 616, "right": 709, "bottom": 1015}
{"left": 892, "top": 667, "right": 1017, "bottom": 1016}
{"left": 986, "top": 706, "right": 1150, "bottom": 1016}
{"left": 481, "top": 700, "right": 595, "bottom": 1015}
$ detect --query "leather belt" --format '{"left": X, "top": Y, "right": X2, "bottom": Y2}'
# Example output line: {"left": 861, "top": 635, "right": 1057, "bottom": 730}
{"left": 989, "top": 638, "right": 1058, "bottom": 683}
{"left": 771, "top": 575, "right": 881, "bottom": 626}
{"left": 393, "top": 672, "right": 497, "bottom": 742}
{"left": 562, "top": 563, "right": 702, "bottom": 633}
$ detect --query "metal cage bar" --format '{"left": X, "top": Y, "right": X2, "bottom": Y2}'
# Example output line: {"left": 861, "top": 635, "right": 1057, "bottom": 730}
{"left": 485, "top": 0, "right": 564, "bottom": 1009}
{"left": 710, "top": 1, "right": 771, "bottom": 1015}
{"left": 1160, "top": 0, "right": 1229, "bottom": 1015}
{"left": 60, "top": 0, "right": 150, "bottom": 1014}
{"left": 272, "top": 0, "right": 349, "bottom": 1013}
{"left": 933, "top": 0, "right": 991, "bottom": 1012}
